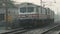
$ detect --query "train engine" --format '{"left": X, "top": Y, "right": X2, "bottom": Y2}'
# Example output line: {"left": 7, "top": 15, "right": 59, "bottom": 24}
{"left": 12, "top": 3, "right": 54, "bottom": 28}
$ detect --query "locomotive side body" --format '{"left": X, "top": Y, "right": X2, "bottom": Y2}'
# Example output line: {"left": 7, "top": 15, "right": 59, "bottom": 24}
{"left": 12, "top": 3, "right": 54, "bottom": 28}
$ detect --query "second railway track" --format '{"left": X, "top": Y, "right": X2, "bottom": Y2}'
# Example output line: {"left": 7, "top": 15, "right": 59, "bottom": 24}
{"left": 1, "top": 28, "right": 28, "bottom": 34}
{"left": 41, "top": 23, "right": 60, "bottom": 34}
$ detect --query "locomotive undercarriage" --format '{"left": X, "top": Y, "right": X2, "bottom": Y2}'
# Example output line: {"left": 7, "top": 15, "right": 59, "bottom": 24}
{"left": 11, "top": 19, "right": 54, "bottom": 29}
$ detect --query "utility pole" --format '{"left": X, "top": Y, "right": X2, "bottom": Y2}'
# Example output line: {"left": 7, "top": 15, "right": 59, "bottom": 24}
{"left": 40, "top": 0, "right": 43, "bottom": 13}
{"left": 3, "top": 0, "right": 9, "bottom": 30}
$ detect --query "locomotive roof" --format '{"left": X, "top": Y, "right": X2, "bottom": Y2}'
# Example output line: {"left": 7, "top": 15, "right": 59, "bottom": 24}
{"left": 15, "top": 2, "right": 54, "bottom": 13}
{"left": 16, "top": 2, "right": 42, "bottom": 8}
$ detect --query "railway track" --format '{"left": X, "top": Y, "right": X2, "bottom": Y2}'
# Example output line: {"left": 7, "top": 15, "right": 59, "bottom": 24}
{"left": 1, "top": 27, "right": 35, "bottom": 34}
{"left": 1, "top": 28, "right": 28, "bottom": 34}
{"left": 20, "top": 23, "right": 60, "bottom": 34}
{"left": 0, "top": 23, "right": 59, "bottom": 34}
{"left": 41, "top": 23, "right": 60, "bottom": 34}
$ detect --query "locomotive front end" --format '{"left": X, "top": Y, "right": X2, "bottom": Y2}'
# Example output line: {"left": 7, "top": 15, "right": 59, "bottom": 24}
{"left": 17, "top": 6, "right": 39, "bottom": 27}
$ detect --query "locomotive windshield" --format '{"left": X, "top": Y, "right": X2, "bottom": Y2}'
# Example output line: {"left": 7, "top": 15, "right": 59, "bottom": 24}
{"left": 20, "top": 7, "right": 26, "bottom": 13}
{"left": 28, "top": 7, "right": 34, "bottom": 12}
{"left": 20, "top": 7, "right": 34, "bottom": 13}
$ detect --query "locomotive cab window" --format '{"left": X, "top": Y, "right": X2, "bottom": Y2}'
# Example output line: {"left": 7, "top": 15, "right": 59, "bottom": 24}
{"left": 20, "top": 7, "right": 34, "bottom": 13}
{"left": 20, "top": 7, "right": 26, "bottom": 13}
{"left": 27, "top": 7, "right": 34, "bottom": 12}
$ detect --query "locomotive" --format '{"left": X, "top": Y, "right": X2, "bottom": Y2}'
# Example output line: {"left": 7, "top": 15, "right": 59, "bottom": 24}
{"left": 12, "top": 3, "right": 54, "bottom": 28}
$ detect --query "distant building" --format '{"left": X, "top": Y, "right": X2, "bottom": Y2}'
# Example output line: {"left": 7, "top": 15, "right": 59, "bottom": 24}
{"left": 0, "top": 7, "right": 18, "bottom": 22}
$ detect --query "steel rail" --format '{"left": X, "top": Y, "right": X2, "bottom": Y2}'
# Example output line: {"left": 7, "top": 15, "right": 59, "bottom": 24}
{"left": 1, "top": 28, "right": 27, "bottom": 34}
{"left": 41, "top": 24, "right": 60, "bottom": 34}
